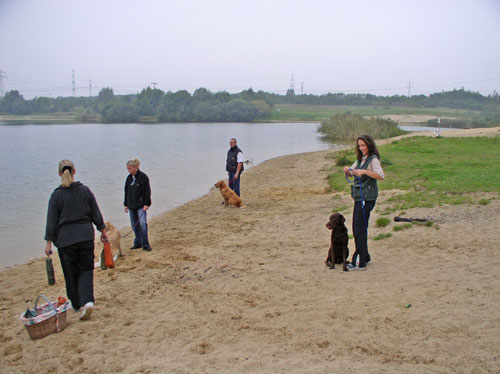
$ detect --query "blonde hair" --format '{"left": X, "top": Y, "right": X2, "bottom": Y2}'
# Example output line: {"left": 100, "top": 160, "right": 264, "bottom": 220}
{"left": 126, "top": 158, "right": 140, "bottom": 168}
{"left": 58, "top": 160, "right": 75, "bottom": 188}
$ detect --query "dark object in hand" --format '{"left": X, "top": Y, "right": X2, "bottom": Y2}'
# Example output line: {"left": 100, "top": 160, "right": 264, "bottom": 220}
{"left": 46, "top": 257, "right": 55, "bottom": 285}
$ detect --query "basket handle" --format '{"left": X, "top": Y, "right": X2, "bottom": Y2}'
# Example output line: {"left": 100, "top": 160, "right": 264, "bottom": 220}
{"left": 34, "top": 294, "right": 64, "bottom": 332}
{"left": 34, "top": 294, "right": 56, "bottom": 312}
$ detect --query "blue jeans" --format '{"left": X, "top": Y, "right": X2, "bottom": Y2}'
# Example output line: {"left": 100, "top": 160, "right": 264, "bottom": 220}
{"left": 228, "top": 172, "right": 241, "bottom": 196}
{"left": 352, "top": 200, "right": 375, "bottom": 267}
{"left": 129, "top": 209, "right": 150, "bottom": 248}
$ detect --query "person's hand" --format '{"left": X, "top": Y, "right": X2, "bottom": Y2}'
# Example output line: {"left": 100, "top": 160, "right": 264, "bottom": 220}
{"left": 44, "top": 242, "right": 53, "bottom": 257}
{"left": 234, "top": 174, "right": 239, "bottom": 180}
{"left": 143, "top": 206, "right": 149, "bottom": 211}
{"left": 353, "top": 169, "right": 365, "bottom": 177}
{"left": 124, "top": 206, "right": 129, "bottom": 213}
{"left": 343, "top": 167, "right": 350, "bottom": 175}
{"left": 100, "top": 230, "right": 108, "bottom": 243}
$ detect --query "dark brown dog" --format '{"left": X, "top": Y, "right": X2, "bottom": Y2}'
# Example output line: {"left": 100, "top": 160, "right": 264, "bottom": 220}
{"left": 325, "top": 213, "right": 349, "bottom": 271}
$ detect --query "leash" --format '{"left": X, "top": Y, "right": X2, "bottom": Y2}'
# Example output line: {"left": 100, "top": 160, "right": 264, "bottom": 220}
{"left": 228, "top": 160, "right": 252, "bottom": 185}
{"left": 122, "top": 210, "right": 145, "bottom": 238}
{"left": 345, "top": 168, "right": 368, "bottom": 227}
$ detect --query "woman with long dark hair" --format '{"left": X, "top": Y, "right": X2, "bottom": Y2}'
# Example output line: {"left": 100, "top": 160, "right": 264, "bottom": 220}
{"left": 343, "top": 134, "right": 384, "bottom": 271}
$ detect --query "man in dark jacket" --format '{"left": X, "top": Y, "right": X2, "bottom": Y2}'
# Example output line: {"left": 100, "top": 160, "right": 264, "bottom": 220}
{"left": 226, "top": 138, "right": 244, "bottom": 196}
{"left": 124, "top": 159, "right": 152, "bottom": 251}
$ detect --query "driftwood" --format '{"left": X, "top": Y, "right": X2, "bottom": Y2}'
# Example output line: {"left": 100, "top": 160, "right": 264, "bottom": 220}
{"left": 394, "top": 216, "right": 430, "bottom": 223}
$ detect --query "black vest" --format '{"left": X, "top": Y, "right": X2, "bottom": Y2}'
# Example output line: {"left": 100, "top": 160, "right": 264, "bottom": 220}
{"left": 226, "top": 146, "right": 244, "bottom": 174}
{"left": 350, "top": 155, "right": 379, "bottom": 202}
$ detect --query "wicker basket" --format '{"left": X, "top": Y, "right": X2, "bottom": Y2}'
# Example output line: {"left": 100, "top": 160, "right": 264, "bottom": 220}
{"left": 20, "top": 295, "right": 69, "bottom": 340}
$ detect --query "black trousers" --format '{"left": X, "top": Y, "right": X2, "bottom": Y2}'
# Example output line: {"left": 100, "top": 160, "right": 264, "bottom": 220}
{"left": 58, "top": 240, "right": 95, "bottom": 310}
{"left": 352, "top": 200, "right": 376, "bottom": 267}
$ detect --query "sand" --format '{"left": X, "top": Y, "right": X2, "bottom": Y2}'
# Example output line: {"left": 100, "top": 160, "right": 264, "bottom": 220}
{"left": 1, "top": 127, "right": 499, "bottom": 374}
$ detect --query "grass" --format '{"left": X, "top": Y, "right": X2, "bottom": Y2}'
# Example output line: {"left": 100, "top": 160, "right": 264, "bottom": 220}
{"left": 328, "top": 136, "right": 500, "bottom": 210}
{"left": 271, "top": 104, "right": 480, "bottom": 122}
{"left": 333, "top": 205, "right": 350, "bottom": 213}
{"left": 270, "top": 104, "right": 484, "bottom": 122}
{"left": 478, "top": 198, "right": 491, "bottom": 205}
{"left": 375, "top": 217, "right": 391, "bottom": 227}
{"left": 374, "top": 233, "right": 392, "bottom": 241}
{"left": 393, "top": 223, "right": 413, "bottom": 231}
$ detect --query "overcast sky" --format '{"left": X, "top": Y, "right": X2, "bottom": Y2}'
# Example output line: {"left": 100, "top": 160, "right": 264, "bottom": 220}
{"left": 1, "top": 0, "right": 499, "bottom": 98}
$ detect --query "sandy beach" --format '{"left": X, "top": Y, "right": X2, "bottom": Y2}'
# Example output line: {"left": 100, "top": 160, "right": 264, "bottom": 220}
{"left": 1, "top": 127, "right": 499, "bottom": 374}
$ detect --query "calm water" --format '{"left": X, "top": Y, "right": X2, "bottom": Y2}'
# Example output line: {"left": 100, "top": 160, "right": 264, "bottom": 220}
{"left": 0, "top": 122, "right": 337, "bottom": 269}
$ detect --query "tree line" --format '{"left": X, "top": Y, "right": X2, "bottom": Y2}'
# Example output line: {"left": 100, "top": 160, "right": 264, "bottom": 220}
{"left": 0, "top": 86, "right": 498, "bottom": 123}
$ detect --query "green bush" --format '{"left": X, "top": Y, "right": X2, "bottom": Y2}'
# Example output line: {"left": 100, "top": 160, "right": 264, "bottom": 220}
{"left": 376, "top": 217, "right": 391, "bottom": 227}
{"left": 478, "top": 198, "right": 491, "bottom": 205}
{"left": 318, "top": 113, "right": 406, "bottom": 141}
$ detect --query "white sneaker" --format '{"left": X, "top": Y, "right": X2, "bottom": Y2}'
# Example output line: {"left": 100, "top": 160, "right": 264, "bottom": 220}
{"left": 80, "top": 302, "right": 94, "bottom": 320}
{"left": 346, "top": 264, "right": 367, "bottom": 271}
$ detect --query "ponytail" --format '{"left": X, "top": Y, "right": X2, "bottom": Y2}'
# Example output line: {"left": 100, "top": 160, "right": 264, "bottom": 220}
{"left": 61, "top": 169, "right": 73, "bottom": 188}
{"left": 58, "top": 160, "right": 75, "bottom": 188}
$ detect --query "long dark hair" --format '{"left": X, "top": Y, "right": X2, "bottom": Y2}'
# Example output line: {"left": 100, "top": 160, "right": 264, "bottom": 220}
{"left": 355, "top": 134, "right": 380, "bottom": 163}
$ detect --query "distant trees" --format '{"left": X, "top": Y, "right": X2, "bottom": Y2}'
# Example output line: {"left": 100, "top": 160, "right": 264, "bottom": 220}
{"left": 98, "top": 87, "right": 114, "bottom": 103}
{"left": 1, "top": 90, "right": 31, "bottom": 114}
{"left": 103, "top": 102, "right": 139, "bottom": 123}
{"left": 1, "top": 86, "right": 498, "bottom": 124}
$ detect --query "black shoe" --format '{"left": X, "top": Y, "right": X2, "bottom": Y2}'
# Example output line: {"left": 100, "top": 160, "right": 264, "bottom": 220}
{"left": 130, "top": 244, "right": 142, "bottom": 250}
{"left": 142, "top": 246, "right": 152, "bottom": 251}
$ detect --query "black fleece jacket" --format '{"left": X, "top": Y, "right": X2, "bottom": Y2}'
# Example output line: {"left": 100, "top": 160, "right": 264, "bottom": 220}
{"left": 124, "top": 169, "right": 152, "bottom": 210}
{"left": 45, "top": 181, "right": 105, "bottom": 248}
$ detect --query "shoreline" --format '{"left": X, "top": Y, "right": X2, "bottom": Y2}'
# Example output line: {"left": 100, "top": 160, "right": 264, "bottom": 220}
{"left": 1, "top": 127, "right": 499, "bottom": 373}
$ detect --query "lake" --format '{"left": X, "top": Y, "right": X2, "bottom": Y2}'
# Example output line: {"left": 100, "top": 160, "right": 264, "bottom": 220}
{"left": 0, "top": 122, "right": 338, "bottom": 269}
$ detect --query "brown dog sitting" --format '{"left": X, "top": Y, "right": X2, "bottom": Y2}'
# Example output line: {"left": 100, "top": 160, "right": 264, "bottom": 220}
{"left": 214, "top": 180, "right": 246, "bottom": 208}
{"left": 325, "top": 213, "right": 349, "bottom": 271}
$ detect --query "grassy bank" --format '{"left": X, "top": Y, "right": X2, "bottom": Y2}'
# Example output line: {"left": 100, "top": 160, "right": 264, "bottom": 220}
{"left": 328, "top": 136, "right": 500, "bottom": 213}
{"left": 1, "top": 104, "right": 489, "bottom": 125}
{"left": 0, "top": 113, "right": 84, "bottom": 124}
{"left": 270, "top": 104, "right": 483, "bottom": 122}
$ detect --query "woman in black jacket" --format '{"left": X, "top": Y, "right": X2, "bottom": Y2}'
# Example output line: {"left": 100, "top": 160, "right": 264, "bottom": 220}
{"left": 124, "top": 158, "right": 152, "bottom": 251}
{"left": 44, "top": 160, "right": 108, "bottom": 320}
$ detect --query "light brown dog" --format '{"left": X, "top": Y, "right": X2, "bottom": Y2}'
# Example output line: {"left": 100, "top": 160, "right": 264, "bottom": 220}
{"left": 95, "top": 221, "right": 123, "bottom": 269}
{"left": 214, "top": 180, "right": 246, "bottom": 208}
{"left": 105, "top": 221, "right": 123, "bottom": 257}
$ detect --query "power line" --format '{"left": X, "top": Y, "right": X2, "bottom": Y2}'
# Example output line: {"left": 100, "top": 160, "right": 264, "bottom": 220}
{"left": 71, "top": 70, "right": 76, "bottom": 97}
{"left": 0, "top": 69, "right": 7, "bottom": 97}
